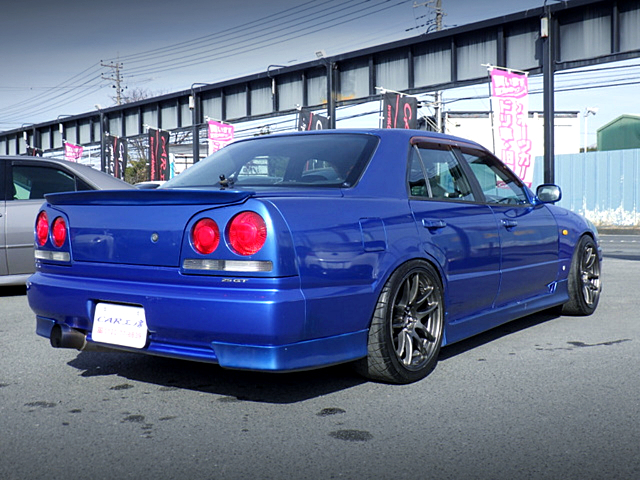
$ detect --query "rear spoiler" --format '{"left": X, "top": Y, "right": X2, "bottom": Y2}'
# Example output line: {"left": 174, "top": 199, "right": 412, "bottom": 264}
{"left": 44, "top": 189, "right": 255, "bottom": 206}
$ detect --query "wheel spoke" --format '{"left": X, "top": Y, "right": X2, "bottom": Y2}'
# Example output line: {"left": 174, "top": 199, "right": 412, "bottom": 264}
{"left": 583, "top": 282, "right": 599, "bottom": 306}
{"left": 417, "top": 320, "right": 436, "bottom": 343}
{"left": 582, "top": 285, "right": 591, "bottom": 304}
{"left": 582, "top": 246, "right": 596, "bottom": 270}
{"left": 414, "top": 284, "right": 434, "bottom": 307}
{"left": 401, "top": 331, "right": 413, "bottom": 365}
{"left": 396, "top": 330, "right": 407, "bottom": 359}
{"left": 406, "top": 274, "right": 420, "bottom": 306}
{"left": 396, "top": 278, "right": 412, "bottom": 310}
{"left": 391, "top": 312, "right": 406, "bottom": 329}
{"left": 416, "top": 301, "right": 438, "bottom": 321}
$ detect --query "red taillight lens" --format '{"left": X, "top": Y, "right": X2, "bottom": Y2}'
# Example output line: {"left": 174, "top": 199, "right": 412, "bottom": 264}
{"left": 51, "top": 217, "right": 67, "bottom": 248}
{"left": 191, "top": 218, "right": 220, "bottom": 254}
{"left": 36, "top": 211, "right": 49, "bottom": 246}
{"left": 228, "top": 211, "right": 267, "bottom": 256}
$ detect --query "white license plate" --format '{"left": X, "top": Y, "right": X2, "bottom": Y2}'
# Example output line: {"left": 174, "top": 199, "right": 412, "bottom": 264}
{"left": 92, "top": 303, "right": 148, "bottom": 349}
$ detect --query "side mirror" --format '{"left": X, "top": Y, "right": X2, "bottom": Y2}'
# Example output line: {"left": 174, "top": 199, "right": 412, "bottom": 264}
{"left": 536, "top": 184, "right": 562, "bottom": 204}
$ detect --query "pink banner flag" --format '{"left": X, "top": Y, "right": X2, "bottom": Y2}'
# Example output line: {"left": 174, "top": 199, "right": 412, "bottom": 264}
{"left": 490, "top": 68, "right": 533, "bottom": 187}
{"left": 208, "top": 120, "right": 234, "bottom": 155}
{"left": 64, "top": 141, "right": 83, "bottom": 162}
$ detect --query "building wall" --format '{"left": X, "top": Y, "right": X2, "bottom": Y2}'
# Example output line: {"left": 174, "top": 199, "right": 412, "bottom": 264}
{"left": 443, "top": 111, "right": 581, "bottom": 157}
{"left": 597, "top": 114, "right": 640, "bottom": 151}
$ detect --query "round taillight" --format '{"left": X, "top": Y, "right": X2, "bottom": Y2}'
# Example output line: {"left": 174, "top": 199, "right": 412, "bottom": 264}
{"left": 51, "top": 217, "right": 67, "bottom": 248}
{"left": 36, "top": 211, "right": 49, "bottom": 246}
{"left": 191, "top": 218, "right": 220, "bottom": 254}
{"left": 228, "top": 211, "right": 267, "bottom": 256}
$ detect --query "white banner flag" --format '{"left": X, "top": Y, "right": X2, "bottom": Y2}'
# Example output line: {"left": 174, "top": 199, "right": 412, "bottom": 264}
{"left": 490, "top": 68, "right": 533, "bottom": 187}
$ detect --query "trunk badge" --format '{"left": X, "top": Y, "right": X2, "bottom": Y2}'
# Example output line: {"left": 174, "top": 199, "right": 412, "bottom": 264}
{"left": 150, "top": 233, "right": 159, "bottom": 243}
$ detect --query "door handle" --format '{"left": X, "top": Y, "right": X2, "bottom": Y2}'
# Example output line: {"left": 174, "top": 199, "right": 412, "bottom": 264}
{"left": 501, "top": 219, "right": 518, "bottom": 229}
{"left": 422, "top": 219, "right": 446, "bottom": 230}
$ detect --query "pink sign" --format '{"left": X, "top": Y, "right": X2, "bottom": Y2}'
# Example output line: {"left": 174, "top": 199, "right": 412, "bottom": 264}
{"left": 208, "top": 120, "right": 234, "bottom": 155}
{"left": 490, "top": 69, "right": 533, "bottom": 187}
{"left": 64, "top": 141, "right": 83, "bottom": 162}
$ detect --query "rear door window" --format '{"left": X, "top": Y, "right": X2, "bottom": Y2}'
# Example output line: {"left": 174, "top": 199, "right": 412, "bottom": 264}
{"left": 408, "top": 145, "right": 475, "bottom": 202}
{"left": 11, "top": 165, "right": 77, "bottom": 200}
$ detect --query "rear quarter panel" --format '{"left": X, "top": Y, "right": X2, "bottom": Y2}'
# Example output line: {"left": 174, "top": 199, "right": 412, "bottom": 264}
{"left": 271, "top": 195, "right": 422, "bottom": 341}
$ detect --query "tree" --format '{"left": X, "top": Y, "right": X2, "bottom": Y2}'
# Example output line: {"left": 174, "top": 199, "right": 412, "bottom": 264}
{"left": 109, "top": 87, "right": 160, "bottom": 105}
{"left": 125, "top": 155, "right": 149, "bottom": 184}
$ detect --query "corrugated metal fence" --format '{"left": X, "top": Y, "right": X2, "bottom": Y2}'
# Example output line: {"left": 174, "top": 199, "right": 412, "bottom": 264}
{"left": 533, "top": 149, "right": 640, "bottom": 227}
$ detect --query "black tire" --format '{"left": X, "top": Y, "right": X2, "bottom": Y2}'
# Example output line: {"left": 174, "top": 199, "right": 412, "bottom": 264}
{"left": 562, "top": 235, "right": 602, "bottom": 316}
{"left": 356, "top": 260, "right": 444, "bottom": 384}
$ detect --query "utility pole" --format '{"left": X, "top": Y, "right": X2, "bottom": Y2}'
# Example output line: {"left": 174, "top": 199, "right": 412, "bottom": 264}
{"left": 433, "top": 0, "right": 443, "bottom": 132}
{"left": 434, "top": 0, "right": 443, "bottom": 31}
{"left": 541, "top": 5, "right": 555, "bottom": 184}
{"left": 413, "top": 0, "right": 444, "bottom": 33}
{"left": 101, "top": 60, "right": 125, "bottom": 105}
{"left": 415, "top": 0, "right": 445, "bottom": 131}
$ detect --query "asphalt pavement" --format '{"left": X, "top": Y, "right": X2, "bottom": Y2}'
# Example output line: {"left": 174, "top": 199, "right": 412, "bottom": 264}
{"left": 599, "top": 233, "right": 640, "bottom": 261}
{"left": 0, "top": 254, "right": 638, "bottom": 479}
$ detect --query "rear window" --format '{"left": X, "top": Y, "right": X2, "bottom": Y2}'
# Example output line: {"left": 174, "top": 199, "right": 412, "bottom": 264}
{"left": 164, "top": 133, "right": 379, "bottom": 189}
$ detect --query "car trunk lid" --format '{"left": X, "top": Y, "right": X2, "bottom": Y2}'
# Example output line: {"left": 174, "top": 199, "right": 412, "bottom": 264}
{"left": 45, "top": 189, "right": 253, "bottom": 267}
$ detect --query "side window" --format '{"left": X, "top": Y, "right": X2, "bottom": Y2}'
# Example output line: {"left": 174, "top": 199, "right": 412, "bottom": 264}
{"left": 408, "top": 145, "right": 475, "bottom": 201}
{"left": 408, "top": 149, "right": 428, "bottom": 197}
{"left": 11, "top": 165, "right": 77, "bottom": 200}
{"left": 461, "top": 151, "right": 530, "bottom": 205}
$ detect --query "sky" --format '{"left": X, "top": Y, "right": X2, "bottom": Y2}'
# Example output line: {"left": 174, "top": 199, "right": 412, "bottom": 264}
{"left": 1, "top": 0, "right": 639, "bottom": 146}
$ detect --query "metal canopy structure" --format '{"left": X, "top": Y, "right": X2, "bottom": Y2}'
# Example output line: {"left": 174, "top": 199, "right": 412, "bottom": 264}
{"left": 2, "top": 0, "right": 639, "bottom": 183}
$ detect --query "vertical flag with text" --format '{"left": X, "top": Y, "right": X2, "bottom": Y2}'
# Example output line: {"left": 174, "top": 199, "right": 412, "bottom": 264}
{"left": 27, "top": 147, "right": 43, "bottom": 156}
{"left": 105, "top": 135, "right": 127, "bottom": 179}
{"left": 298, "top": 109, "right": 329, "bottom": 131}
{"left": 208, "top": 120, "right": 234, "bottom": 155}
{"left": 64, "top": 141, "right": 83, "bottom": 162}
{"left": 490, "top": 68, "right": 533, "bottom": 187}
{"left": 149, "top": 128, "right": 170, "bottom": 181}
{"left": 382, "top": 92, "right": 418, "bottom": 129}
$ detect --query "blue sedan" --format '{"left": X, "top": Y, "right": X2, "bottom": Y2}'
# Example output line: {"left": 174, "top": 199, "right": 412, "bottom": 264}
{"left": 27, "top": 129, "right": 602, "bottom": 384}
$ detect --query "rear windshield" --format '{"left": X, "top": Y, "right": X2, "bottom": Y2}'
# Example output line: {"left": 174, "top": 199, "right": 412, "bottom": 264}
{"left": 164, "top": 133, "right": 378, "bottom": 189}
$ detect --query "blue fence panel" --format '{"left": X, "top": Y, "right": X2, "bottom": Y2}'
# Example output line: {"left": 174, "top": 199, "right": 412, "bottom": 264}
{"left": 532, "top": 149, "right": 639, "bottom": 227}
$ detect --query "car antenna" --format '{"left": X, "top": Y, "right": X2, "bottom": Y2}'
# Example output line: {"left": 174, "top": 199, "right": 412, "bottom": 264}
{"left": 219, "top": 174, "right": 234, "bottom": 188}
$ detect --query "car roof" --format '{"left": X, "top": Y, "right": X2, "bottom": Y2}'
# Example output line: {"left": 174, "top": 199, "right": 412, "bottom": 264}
{"left": 235, "top": 128, "right": 488, "bottom": 151}
{"left": 0, "top": 155, "right": 134, "bottom": 190}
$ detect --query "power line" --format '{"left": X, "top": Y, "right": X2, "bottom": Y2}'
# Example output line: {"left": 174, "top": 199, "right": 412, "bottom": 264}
{"left": 0, "top": 0, "right": 415, "bottom": 129}
{"left": 123, "top": 0, "right": 414, "bottom": 78}
{"left": 110, "top": 0, "right": 337, "bottom": 63}
{"left": 0, "top": 63, "right": 102, "bottom": 115}
{"left": 3, "top": 1, "right": 640, "bottom": 131}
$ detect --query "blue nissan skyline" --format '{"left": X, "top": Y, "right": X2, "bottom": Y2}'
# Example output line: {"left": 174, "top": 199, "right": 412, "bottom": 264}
{"left": 27, "top": 129, "right": 602, "bottom": 384}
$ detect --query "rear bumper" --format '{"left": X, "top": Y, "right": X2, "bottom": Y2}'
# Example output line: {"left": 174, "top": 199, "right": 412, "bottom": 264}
{"left": 27, "top": 270, "right": 367, "bottom": 371}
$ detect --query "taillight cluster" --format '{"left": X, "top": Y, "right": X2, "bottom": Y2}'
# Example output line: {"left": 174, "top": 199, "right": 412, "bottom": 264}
{"left": 190, "top": 211, "right": 267, "bottom": 256}
{"left": 36, "top": 211, "right": 67, "bottom": 248}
